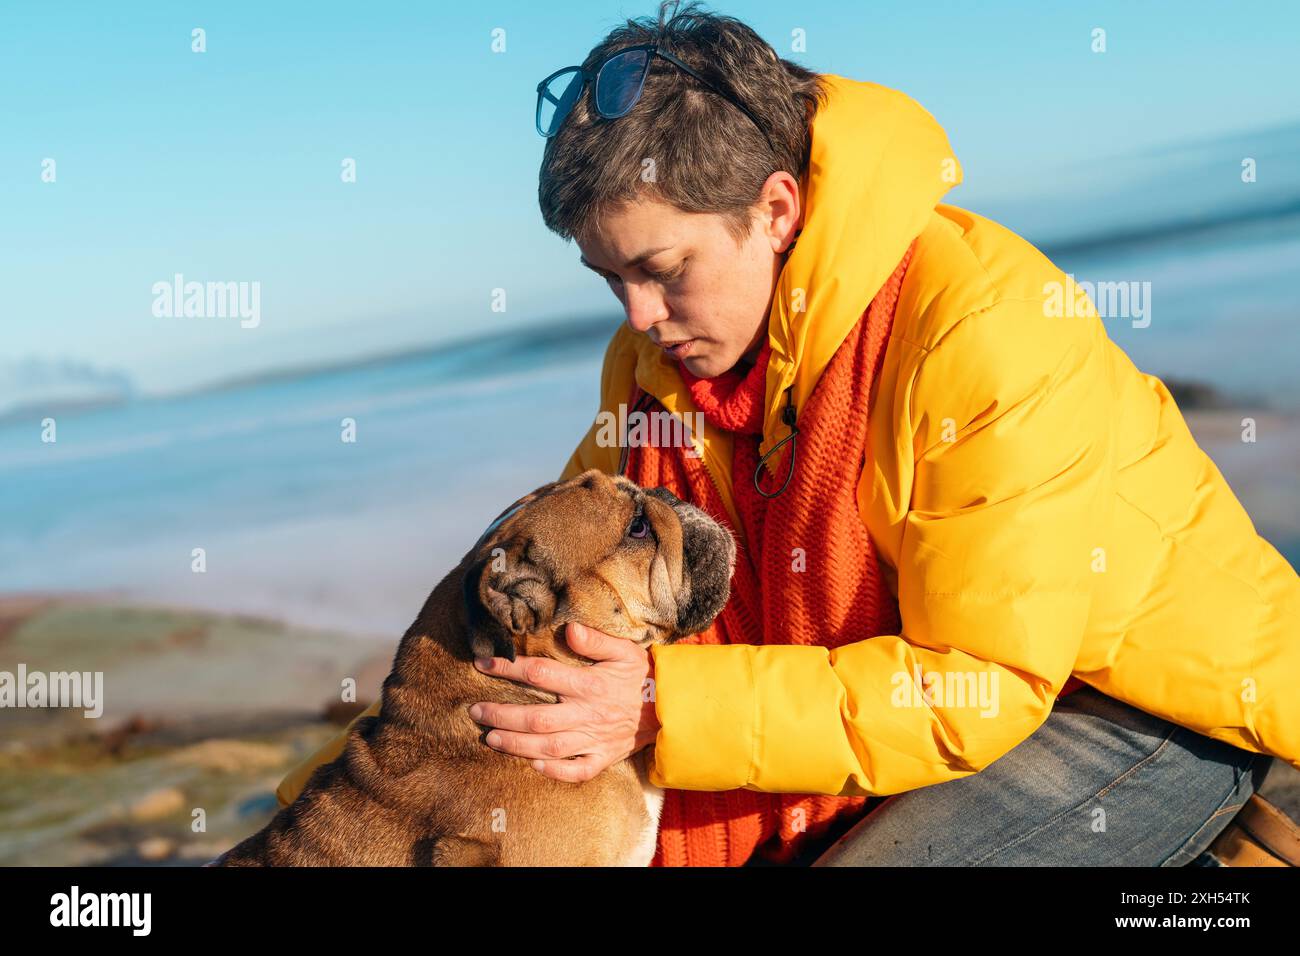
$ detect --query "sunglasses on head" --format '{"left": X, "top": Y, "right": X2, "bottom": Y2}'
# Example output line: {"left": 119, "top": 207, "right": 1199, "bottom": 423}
{"left": 535, "top": 42, "right": 776, "bottom": 153}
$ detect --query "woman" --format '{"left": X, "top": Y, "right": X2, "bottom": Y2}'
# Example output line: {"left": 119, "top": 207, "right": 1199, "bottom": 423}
{"left": 275, "top": 2, "right": 1299, "bottom": 866}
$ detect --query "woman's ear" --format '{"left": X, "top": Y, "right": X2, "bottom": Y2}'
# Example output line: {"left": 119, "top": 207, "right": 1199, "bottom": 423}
{"left": 460, "top": 541, "right": 558, "bottom": 662}
{"left": 758, "top": 169, "right": 802, "bottom": 254}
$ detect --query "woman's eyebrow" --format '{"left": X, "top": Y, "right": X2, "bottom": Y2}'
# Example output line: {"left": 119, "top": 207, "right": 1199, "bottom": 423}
{"left": 580, "top": 246, "right": 675, "bottom": 272}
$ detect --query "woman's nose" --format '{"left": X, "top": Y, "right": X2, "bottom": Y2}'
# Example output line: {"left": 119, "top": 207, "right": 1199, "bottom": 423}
{"left": 623, "top": 282, "right": 668, "bottom": 334}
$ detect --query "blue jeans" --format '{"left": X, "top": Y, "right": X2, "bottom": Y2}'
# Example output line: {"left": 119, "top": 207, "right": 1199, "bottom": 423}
{"left": 805, "top": 685, "right": 1272, "bottom": 866}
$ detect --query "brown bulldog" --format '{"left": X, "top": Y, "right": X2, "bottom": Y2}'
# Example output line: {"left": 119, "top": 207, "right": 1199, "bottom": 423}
{"left": 211, "top": 468, "right": 736, "bottom": 866}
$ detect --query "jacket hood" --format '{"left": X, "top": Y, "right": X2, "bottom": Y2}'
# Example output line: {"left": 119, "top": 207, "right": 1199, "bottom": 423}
{"left": 631, "top": 74, "right": 962, "bottom": 472}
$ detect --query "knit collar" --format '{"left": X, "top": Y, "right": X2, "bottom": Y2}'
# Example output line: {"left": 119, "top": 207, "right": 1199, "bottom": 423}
{"left": 678, "top": 339, "right": 772, "bottom": 436}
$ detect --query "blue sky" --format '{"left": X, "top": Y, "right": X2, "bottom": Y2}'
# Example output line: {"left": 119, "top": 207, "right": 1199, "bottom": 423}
{"left": 2, "top": 0, "right": 1298, "bottom": 393}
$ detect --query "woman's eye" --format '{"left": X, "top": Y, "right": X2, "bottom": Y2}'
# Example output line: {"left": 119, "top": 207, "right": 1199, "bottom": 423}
{"left": 628, "top": 516, "right": 650, "bottom": 539}
{"left": 647, "top": 264, "right": 684, "bottom": 282}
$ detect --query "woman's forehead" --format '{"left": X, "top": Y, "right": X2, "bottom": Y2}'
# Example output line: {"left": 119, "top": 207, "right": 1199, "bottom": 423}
{"left": 578, "top": 200, "right": 714, "bottom": 253}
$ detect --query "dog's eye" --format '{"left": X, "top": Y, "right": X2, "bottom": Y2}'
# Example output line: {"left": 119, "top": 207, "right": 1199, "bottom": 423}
{"left": 628, "top": 515, "right": 651, "bottom": 539}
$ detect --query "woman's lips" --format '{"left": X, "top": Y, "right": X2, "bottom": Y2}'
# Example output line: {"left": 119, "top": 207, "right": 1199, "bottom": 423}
{"left": 661, "top": 338, "right": 696, "bottom": 359}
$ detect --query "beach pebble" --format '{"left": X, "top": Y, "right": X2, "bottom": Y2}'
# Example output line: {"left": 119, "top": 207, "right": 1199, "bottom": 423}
{"left": 137, "top": 837, "right": 175, "bottom": 861}
{"left": 129, "top": 787, "right": 186, "bottom": 822}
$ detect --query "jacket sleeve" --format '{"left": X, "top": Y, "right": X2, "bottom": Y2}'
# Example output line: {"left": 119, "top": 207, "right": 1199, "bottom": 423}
{"left": 646, "top": 298, "right": 1116, "bottom": 796}
{"left": 559, "top": 324, "right": 631, "bottom": 481}
{"left": 275, "top": 325, "right": 631, "bottom": 809}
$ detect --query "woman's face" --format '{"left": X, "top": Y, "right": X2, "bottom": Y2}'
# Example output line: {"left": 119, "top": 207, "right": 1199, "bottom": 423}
{"left": 575, "top": 172, "right": 802, "bottom": 379}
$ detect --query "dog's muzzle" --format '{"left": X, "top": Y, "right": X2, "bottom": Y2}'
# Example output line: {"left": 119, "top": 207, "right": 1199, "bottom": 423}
{"left": 644, "top": 487, "right": 737, "bottom": 636}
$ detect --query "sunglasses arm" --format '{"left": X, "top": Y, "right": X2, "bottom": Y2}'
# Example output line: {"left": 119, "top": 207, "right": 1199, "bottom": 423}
{"left": 651, "top": 49, "right": 777, "bottom": 153}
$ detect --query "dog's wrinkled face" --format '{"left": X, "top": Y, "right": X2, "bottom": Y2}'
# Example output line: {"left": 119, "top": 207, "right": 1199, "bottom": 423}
{"left": 461, "top": 469, "right": 737, "bottom": 661}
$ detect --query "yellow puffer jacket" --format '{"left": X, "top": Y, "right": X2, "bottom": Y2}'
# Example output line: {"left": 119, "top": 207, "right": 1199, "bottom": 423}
{"left": 275, "top": 74, "right": 1299, "bottom": 812}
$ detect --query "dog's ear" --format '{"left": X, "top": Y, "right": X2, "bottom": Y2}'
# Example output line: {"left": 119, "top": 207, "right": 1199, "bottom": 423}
{"left": 461, "top": 540, "right": 557, "bottom": 662}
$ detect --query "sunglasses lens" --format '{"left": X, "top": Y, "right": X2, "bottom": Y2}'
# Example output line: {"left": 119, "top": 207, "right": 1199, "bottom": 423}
{"left": 595, "top": 49, "right": 649, "bottom": 118}
{"left": 537, "top": 68, "right": 585, "bottom": 136}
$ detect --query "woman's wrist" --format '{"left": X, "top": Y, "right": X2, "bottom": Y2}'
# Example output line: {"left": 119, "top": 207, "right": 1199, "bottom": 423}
{"left": 634, "top": 652, "right": 660, "bottom": 752}
{"left": 634, "top": 697, "right": 660, "bottom": 752}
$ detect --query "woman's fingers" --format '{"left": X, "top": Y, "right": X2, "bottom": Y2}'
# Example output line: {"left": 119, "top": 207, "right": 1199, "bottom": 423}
{"left": 479, "top": 724, "right": 597, "bottom": 762}
{"left": 469, "top": 699, "right": 583, "bottom": 736}
{"left": 474, "top": 651, "right": 598, "bottom": 697}
{"left": 565, "top": 621, "right": 641, "bottom": 662}
{"left": 532, "top": 753, "right": 605, "bottom": 783}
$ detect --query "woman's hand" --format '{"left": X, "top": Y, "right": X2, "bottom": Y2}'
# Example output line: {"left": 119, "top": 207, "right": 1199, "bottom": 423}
{"left": 467, "top": 621, "right": 661, "bottom": 782}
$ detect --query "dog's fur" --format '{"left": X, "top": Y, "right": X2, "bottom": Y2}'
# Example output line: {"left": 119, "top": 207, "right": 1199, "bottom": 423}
{"left": 211, "top": 469, "right": 736, "bottom": 866}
